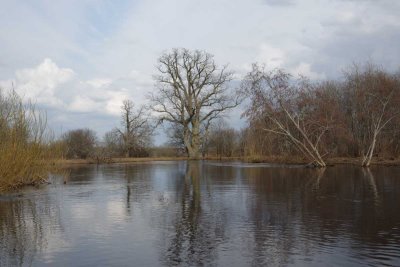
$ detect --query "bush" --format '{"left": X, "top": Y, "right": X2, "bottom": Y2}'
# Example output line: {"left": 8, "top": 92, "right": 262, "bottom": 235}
{"left": 0, "top": 89, "right": 60, "bottom": 191}
{"left": 62, "top": 129, "right": 97, "bottom": 159}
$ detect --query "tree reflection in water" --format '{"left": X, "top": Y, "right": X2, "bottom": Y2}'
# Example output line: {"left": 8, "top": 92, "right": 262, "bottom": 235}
{"left": 156, "top": 163, "right": 400, "bottom": 266}
{"left": 157, "top": 161, "right": 227, "bottom": 266}
{"left": 0, "top": 191, "right": 62, "bottom": 267}
{"left": 123, "top": 163, "right": 160, "bottom": 217}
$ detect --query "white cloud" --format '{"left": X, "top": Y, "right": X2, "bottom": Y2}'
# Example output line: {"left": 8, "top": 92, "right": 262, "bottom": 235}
{"left": 68, "top": 95, "right": 100, "bottom": 112}
{"left": 2, "top": 58, "right": 74, "bottom": 107}
{"left": 0, "top": 58, "right": 139, "bottom": 122}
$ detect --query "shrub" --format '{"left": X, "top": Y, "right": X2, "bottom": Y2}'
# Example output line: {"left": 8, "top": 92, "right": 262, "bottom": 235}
{"left": 0, "top": 89, "right": 59, "bottom": 191}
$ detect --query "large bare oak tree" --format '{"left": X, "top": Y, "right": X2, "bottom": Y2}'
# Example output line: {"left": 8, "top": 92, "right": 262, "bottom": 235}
{"left": 150, "top": 48, "right": 239, "bottom": 159}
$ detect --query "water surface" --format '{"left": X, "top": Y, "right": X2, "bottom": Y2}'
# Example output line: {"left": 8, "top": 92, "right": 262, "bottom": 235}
{"left": 1, "top": 161, "right": 400, "bottom": 266}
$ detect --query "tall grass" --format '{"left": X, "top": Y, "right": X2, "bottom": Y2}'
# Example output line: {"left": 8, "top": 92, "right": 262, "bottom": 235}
{"left": 0, "top": 89, "right": 61, "bottom": 191}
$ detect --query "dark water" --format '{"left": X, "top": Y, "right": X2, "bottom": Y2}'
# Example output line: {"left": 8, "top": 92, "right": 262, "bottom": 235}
{"left": 1, "top": 161, "right": 400, "bottom": 267}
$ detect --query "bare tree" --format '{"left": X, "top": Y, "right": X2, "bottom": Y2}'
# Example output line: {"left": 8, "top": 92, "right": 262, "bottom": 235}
{"left": 62, "top": 128, "right": 97, "bottom": 159}
{"left": 116, "top": 100, "right": 153, "bottom": 157}
{"left": 150, "top": 48, "right": 239, "bottom": 159}
{"left": 241, "top": 64, "right": 334, "bottom": 167}
{"left": 343, "top": 64, "right": 400, "bottom": 166}
{"left": 207, "top": 120, "right": 237, "bottom": 157}
{"left": 103, "top": 129, "right": 124, "bottom": 157}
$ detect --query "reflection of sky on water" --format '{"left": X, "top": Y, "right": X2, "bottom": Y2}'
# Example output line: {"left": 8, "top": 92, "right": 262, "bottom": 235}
{"left": 0, "top": 162, "right": 400, "bottom": 266}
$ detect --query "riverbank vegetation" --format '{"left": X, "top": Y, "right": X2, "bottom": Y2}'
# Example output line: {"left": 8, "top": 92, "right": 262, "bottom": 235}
{"left": 240, "top": 63, "right": 400, "bottom": 167}
{"left": 0, "top": 90, "right": 61, "bottom": 191}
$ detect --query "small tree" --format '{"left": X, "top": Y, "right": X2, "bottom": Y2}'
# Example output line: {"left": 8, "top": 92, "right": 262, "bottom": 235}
{"left": 114, "top": 100, "right": 153, "bottom": 157}
{"left": 62, "top": 129, "right": 97, "bottom": 159}
{"left": 150, "top": 48, "right": 239, "bottom": 159}
{"left": 343, "top": 64, "right": 400, "bottom": 166}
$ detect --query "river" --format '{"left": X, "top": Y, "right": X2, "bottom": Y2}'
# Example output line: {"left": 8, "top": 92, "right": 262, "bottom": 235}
{"left": 1, "top": 161, "right": 400, "bottom": 266}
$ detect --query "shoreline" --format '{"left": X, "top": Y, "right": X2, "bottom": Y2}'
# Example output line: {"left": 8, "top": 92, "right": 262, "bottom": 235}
{"left": 2, "top": 156, "right": 398, "bottom": 193}
{"left": 56, "top": 156, "right": 400, "bottom": 166}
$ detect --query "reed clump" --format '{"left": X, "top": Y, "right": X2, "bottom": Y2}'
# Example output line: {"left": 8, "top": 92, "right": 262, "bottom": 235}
{"left": 0, "top": 89, "right": 61, "bottom": 192}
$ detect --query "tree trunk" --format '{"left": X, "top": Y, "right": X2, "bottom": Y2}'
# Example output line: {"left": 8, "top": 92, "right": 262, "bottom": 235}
{"left": 362, "top": 132, "right": 377, "bottom": 167}
{"left": 184, "top": 121, "right": 202, "bottom": 160}
{"left": 189, "top": 132, "right": 201, "bottom": 159}
{"left": 183, "top": 128, "right": 201, "bottom": 160}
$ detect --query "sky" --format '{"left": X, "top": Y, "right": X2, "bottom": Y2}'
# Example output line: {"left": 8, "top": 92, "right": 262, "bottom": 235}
{"left": 0, "top": 0, "right": 399, "bottom": 145}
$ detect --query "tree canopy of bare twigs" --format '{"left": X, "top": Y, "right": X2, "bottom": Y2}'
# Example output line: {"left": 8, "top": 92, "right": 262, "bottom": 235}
{"left": 150, "top": 48, "right": 240, "bottom": 159}
{"left": 241, "top": 64, "right": 337, "bottom": 167}
{"left": 62, "top": 128, "right": 97, "bottom": 159}
{"left": 343, "top": 64, "right": 400, "bottom": 166}
{"left": 112, "top": 99, "right": 153, "bottom": 157}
